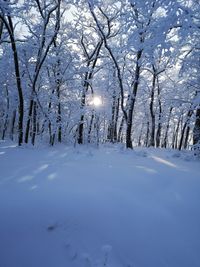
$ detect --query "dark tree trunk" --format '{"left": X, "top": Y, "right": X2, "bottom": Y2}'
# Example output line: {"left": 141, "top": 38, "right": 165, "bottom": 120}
{"left": 183, "top": 125, "right": 190, "bottom": 149}
{"left": 0, "top": 17, "right": 3, "bottom": 41}
{"left": 56, "top": 67, "right": 62, "bottom": 143}
{"left": 126, "top": 50, "right": 142, "bottom": 149}
{"left": 1, "top": 14, "right": 24, "bottom": 145}
{"left": 25, "top": 98, "right": 34, "bottom": 143}
{"left": 193, "top": 107, "right": 200, "bottom": 154}
{"left": 171, "top": 114, "right": 182, "bottom": 149}
{"left": 162, "top": 107, "right": 173, "bottom": 148}
{"left": 10, "top": 109, "right": 16, "bottom": 141}
{"left": 78, "top": 114, "right": 85, "bottom": 144}
{"left": 145, "top": 121, "right": 150, "bottom": 147}
{"left": 118, "top": 116, "right": 125, "bottom": 143}
{"left": 31, "top": 101, "right": 37, "bottom": 145}
{"left": 107, "top": 89, "right": 120, "bottom": 143}
{"left": 88, "top": 112, "right": 94, "bottom": 143}
{"left": 155, "top": 77, "right": 162, "bottom": 148}
{"left": 57, "top": 101, "right": 62, "bottom": 143}
{"left": 2, "top": 85, "right": 9, "bottom": 140}
{"left": 149, "top": 72, "right": 156, "bottom": 147}
{"left": 178, "top": 109, "right": 193, "bottom": 150}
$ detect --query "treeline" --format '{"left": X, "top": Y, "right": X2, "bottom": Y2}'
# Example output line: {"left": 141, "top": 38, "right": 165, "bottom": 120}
{"left": 0, "top": 0, "right": 199, "bottom": 154}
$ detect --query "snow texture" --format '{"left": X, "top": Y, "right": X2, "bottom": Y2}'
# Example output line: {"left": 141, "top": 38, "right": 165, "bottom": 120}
{"left": 0, "top": 140, "right": 200, "bottom": 267}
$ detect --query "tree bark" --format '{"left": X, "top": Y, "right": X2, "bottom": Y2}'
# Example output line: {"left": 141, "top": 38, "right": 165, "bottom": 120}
{"left": 149, "top": 72, "right": 156, "bottom": 147}
{"left": 178, "top": 109, "right": 193, "bottom": 150}
{"left": 2, "top": 85, "right": 9, "bottom": 140}
{"left": 193, "top": 107, "right": 200, "bottom": 154}
{"left": 126, "top": 50, "right": 142, "bottom": 149}
{"left": 162, "top": 107, "right": 173, "bottom": 148}
{"left": 0, "top": 14, "right": 24, "bottom": 146}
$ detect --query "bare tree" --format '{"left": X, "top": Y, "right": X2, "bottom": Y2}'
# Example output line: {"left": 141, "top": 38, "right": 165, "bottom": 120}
{"left": 0, "top": 8, "right": 24, "bottom": 146}
{"left": 24, "top": 0, "right": 61, "bottom": 145}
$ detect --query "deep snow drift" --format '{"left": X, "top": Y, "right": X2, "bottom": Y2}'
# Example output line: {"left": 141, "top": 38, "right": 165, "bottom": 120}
{"left": 0, "top": 141, "right": 200, "bottom": 267}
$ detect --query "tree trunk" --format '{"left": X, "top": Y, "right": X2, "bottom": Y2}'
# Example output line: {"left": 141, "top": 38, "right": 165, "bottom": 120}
{"left": 171, "top": 113, "right": 182, "bottom": 149}
{"left": 178, "top": 109, "right": 193, "bottom": 150}
{"left": 2, "top": 85, "right": 9, "bottom": 140}
{"left": 57, "top": 101, "right": 62, "bottom": 143}
{"left": 149, "top": 72, "right": 156, "bottom": 147}
{"left": 25, "top": 1, "right": 61, "bottom": 144}
{"left": 10, "top": 110, "right": 16, "bottom": 141}
{"left": 25, "top": 98, "right": 34, "bottom": 143}
{"left": 145, "top": 121, "right": 150, "bottom": 147}
{"left": 126, "top": 49, "right": 142, "bottom": 149}
{"left": 1, "top": 14, "right": 24, "bottom": 145}
{"left": 183, "top": 125, "right": 190, "bottom": 149}
{"left": 88, "top": 112, "right": 94, "bottom": 143}
{"left": 31, "top": 101, "right": 37, "bottom": 145}
{"left": 155, "top": 77, "right": 162, "bottom": 148}
{"left": 107, "top": 89, "right": 119, "bottom": 143}
{"left": 193, "top": 107, "right": 200, "bottom": 154}
{"left": 138, "top": 123, "right": 144, "bottom": 146}
{"left": 118, "top": 116, "right": 125, "bottom": 143}
{"left": 77, "top": 40, "right": 103, "bottom": 144}
{"left": 162, "top": 107, "right": 173, "bottom": 148}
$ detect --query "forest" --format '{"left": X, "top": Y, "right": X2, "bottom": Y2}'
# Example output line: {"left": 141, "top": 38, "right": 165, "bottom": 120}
{"left": 0, "top": 0, "right": 200, "bottom": 153}
{"left": 1, "top": 2, "right": 200, "bottom": 266}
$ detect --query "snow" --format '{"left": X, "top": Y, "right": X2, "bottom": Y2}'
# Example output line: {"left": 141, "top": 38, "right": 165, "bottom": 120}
{"left": 0, "top": 141, "right": 200, "bottom": 267}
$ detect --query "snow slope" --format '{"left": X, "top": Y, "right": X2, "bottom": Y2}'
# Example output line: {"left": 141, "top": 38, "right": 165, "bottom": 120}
{"left": 0, "top": 141, "right": 200, "bottom": 267}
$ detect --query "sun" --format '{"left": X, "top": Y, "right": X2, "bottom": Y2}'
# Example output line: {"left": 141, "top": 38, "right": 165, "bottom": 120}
{"left": 92, "top": 96, "right": 102, "bottom": 107}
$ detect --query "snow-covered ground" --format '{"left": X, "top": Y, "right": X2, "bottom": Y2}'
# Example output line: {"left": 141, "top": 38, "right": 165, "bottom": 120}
{"left": 0, "top": 140, "right": 200, "bottom": 267}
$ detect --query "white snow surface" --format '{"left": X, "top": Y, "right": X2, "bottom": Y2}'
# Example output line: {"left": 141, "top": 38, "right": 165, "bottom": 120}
{"left": 0, "top": 141, "right": 200, "bottom": 267}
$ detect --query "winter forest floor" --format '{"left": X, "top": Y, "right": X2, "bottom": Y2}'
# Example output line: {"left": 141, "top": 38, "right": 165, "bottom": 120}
{"left": 0, "top": 140, "right": 200, "bottom": 267}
